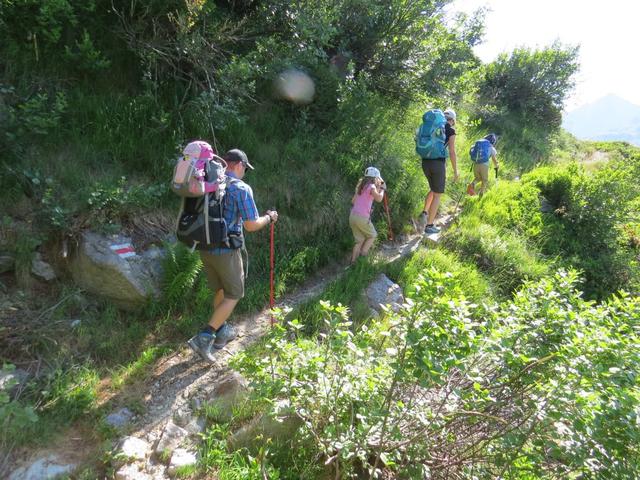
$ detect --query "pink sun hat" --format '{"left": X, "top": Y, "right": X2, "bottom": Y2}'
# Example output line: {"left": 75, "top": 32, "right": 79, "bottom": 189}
{"left": 182, "top": 140, "right": 215, "bottom": 161}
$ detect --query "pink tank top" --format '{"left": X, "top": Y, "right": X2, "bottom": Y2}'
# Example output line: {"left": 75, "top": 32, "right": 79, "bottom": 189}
{"left": 351, "top": 184, "right": 375, "bottom": 218}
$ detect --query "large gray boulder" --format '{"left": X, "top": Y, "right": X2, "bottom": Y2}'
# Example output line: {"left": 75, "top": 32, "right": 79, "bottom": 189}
{"left": 365, "top": 274, "right": 404, "bottom": 315}
{"left": 69, "top": 232, "right": 165, "bottom": 310}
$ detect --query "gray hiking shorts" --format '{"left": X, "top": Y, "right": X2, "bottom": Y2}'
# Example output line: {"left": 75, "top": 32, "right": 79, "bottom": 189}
{"left": 421, "top": 158, "right": 446, "bottom": 194}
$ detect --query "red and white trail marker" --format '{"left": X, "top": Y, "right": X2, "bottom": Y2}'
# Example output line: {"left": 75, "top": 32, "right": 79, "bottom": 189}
{"left": 110, "top": 243, "right": 136, "bottom": 259}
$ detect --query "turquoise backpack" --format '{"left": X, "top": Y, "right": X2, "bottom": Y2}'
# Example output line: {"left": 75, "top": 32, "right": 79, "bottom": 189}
{"left": 415, "top": 109, "right": 447, "bottom": 159}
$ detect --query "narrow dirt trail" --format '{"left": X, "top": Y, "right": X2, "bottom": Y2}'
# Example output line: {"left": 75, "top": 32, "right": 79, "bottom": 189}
{"left": 132, "top": 259, "right": 347, "bottom": 441}
{"left": 126, "top": 214, "right": 457, "bottom": 450}
{"left": 130, "top": 230, "right": 433, "bottom": 436}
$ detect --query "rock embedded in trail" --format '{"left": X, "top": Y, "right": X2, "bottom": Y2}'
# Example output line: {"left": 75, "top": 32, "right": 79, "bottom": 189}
{"left": 8, "top": 454, "right": 76, "bottom": 480}
{"left": 167, "top": 449, "right": 197, "bottom": 477}
{"left": 154, "top": 421, "right": 189, "bottom": 457}
{"left": 114, "top": 463, "right": 152, "bottom": 480}
{"left": 365, "top": 274, "right": 404, "bottom": 314}
{"left": 114, "top": 436, "right": 151, "bottom": 465}
{"left": 105, "top": 407, "right": 135, "bottom": 429}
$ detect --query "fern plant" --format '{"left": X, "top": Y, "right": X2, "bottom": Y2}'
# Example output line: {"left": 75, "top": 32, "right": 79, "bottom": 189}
{"left": 161, "top": 243, "right": 203, "bottom": 312}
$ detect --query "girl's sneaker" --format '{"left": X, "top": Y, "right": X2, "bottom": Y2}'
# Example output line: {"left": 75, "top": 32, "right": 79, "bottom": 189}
{"left": 213, "top": 323, "right": 237, "bottom": 349}
{"left": 187, "top": 333, "right": 217, "bottom": 363}
{"left": 424, "top": 224, "right": 441, "bottom": 235}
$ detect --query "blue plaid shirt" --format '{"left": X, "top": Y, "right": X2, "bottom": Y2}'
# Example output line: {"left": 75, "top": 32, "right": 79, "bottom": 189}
{"left": 210, "top": 172, "right": 259, "bottom": 254}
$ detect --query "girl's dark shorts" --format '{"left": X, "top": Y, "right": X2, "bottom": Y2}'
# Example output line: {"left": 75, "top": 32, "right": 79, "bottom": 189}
{"left": 421, "top": 158, "right": 446, "bottom": 194}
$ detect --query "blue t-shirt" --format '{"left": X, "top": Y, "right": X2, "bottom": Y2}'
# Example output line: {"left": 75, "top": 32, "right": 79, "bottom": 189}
{"left": 210, "top": 172, "right": 259, "bottom": 254}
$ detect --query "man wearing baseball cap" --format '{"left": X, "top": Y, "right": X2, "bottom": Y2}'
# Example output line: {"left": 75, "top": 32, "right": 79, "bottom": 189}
{"left": 187, "top": 148, "right": 278, "bottom": 362}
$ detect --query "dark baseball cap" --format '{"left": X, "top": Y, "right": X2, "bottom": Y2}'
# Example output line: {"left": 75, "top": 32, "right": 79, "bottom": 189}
{"left": 223, "top": 149, "right": 254, "bottom": 170}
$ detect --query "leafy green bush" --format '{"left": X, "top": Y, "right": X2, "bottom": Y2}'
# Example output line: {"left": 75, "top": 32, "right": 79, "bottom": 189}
{"left": 454, "top": 151, "right": 640, "bottom": 300}
{"left": 234, "top": 271, "right": 640, "bottom": 479}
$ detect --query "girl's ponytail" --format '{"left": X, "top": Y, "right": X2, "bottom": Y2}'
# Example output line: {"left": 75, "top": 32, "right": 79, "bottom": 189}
{"left": 356, "top": 176, "right": 375, "bottom": 195}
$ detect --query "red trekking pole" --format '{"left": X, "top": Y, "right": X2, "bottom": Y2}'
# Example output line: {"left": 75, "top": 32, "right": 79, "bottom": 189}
{"left": 383, "top": 191, "right": 394, "bottom": 241}
{"left": 269, "top": 218, "right": 275, "bottom": 325}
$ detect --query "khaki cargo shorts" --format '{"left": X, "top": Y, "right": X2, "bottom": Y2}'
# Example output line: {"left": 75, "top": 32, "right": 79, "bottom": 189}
{"left": 199, "top": 249, "right": 244, "bottom": 300}
{"left": 349, "top": 213, "right": 377, "bottom": 242}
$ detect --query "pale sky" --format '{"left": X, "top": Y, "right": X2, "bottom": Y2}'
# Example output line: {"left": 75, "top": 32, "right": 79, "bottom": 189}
{"left": 450, "top": 0, "right": 640, "bottom": 111}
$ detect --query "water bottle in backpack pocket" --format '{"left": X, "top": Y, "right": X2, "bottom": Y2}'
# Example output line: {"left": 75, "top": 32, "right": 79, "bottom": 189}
{"left": 415, "top": 109, "right": 447, "bottom": 159}
{"left": 469, "top": 139, "right": 492, "bottom": 163}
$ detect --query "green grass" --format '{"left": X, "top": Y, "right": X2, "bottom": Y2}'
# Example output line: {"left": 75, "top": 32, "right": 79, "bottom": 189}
{"left": 197, "top": 424, "right": 281, "bottom": 479}
{"left": 397, "top": 247, "right": 493, "bottom": 303}
{"left": 111, "top": 346, "right": 171, "bottom": 389}
{"left": 443, "top": 216, "right": 550, "bottom": 296}
{"left": 1, "top": 365, "right": 101, "bottom": 449}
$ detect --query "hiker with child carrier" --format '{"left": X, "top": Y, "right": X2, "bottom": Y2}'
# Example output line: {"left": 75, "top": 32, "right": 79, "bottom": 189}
{"left": 467, "top": 133, "right": 499, "bottom": 197}
{"left": 172, "top": 141, "right": 278, "bottom": 363}
{"left": 415, "top": 108, "right": 459, "bottom": 234}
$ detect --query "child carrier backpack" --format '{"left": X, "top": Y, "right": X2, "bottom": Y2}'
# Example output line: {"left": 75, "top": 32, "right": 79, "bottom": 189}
{"left": 173, "top": 141, "right": 237, "bottom": 251}
{"left": 172, "top": 140, "right": 223, "bottom": 197}
{"left": 415, "top": 109, "right": 447, "bottom": 159}
{"left": 469, "top": 139, "right": 492, "bottom": 163}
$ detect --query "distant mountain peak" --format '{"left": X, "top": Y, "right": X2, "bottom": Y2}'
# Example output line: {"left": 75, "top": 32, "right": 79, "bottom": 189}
{"left": 563, "top": 95, "right": 640, "bottom": 145}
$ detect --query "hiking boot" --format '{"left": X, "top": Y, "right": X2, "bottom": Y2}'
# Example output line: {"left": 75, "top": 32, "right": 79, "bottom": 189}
{"left": 187, "top": 332, "right": 217, "bottom": 363}
{"left": 213, "top": 323, "right": 237, "bottom": 350}
{"left": 424, "top": 224, "right": 441, "bottom": 235}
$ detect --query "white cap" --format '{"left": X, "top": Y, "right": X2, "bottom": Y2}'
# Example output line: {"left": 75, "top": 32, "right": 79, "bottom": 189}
{"left": 444, "top": 109, "right": 457, "bottom": 121}
{"left": 365, "top": 166, "right": 383, "bottom": 181}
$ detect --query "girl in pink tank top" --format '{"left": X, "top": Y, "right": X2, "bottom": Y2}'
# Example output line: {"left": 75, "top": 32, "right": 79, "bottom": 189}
{"left": 349, "top": 167, "right": 386, "bottom": 265}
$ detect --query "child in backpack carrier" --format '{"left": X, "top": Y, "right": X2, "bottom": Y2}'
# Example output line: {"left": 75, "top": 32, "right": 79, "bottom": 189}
{"left": 349, "top": 166, "right": 386, "bottom": 264}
